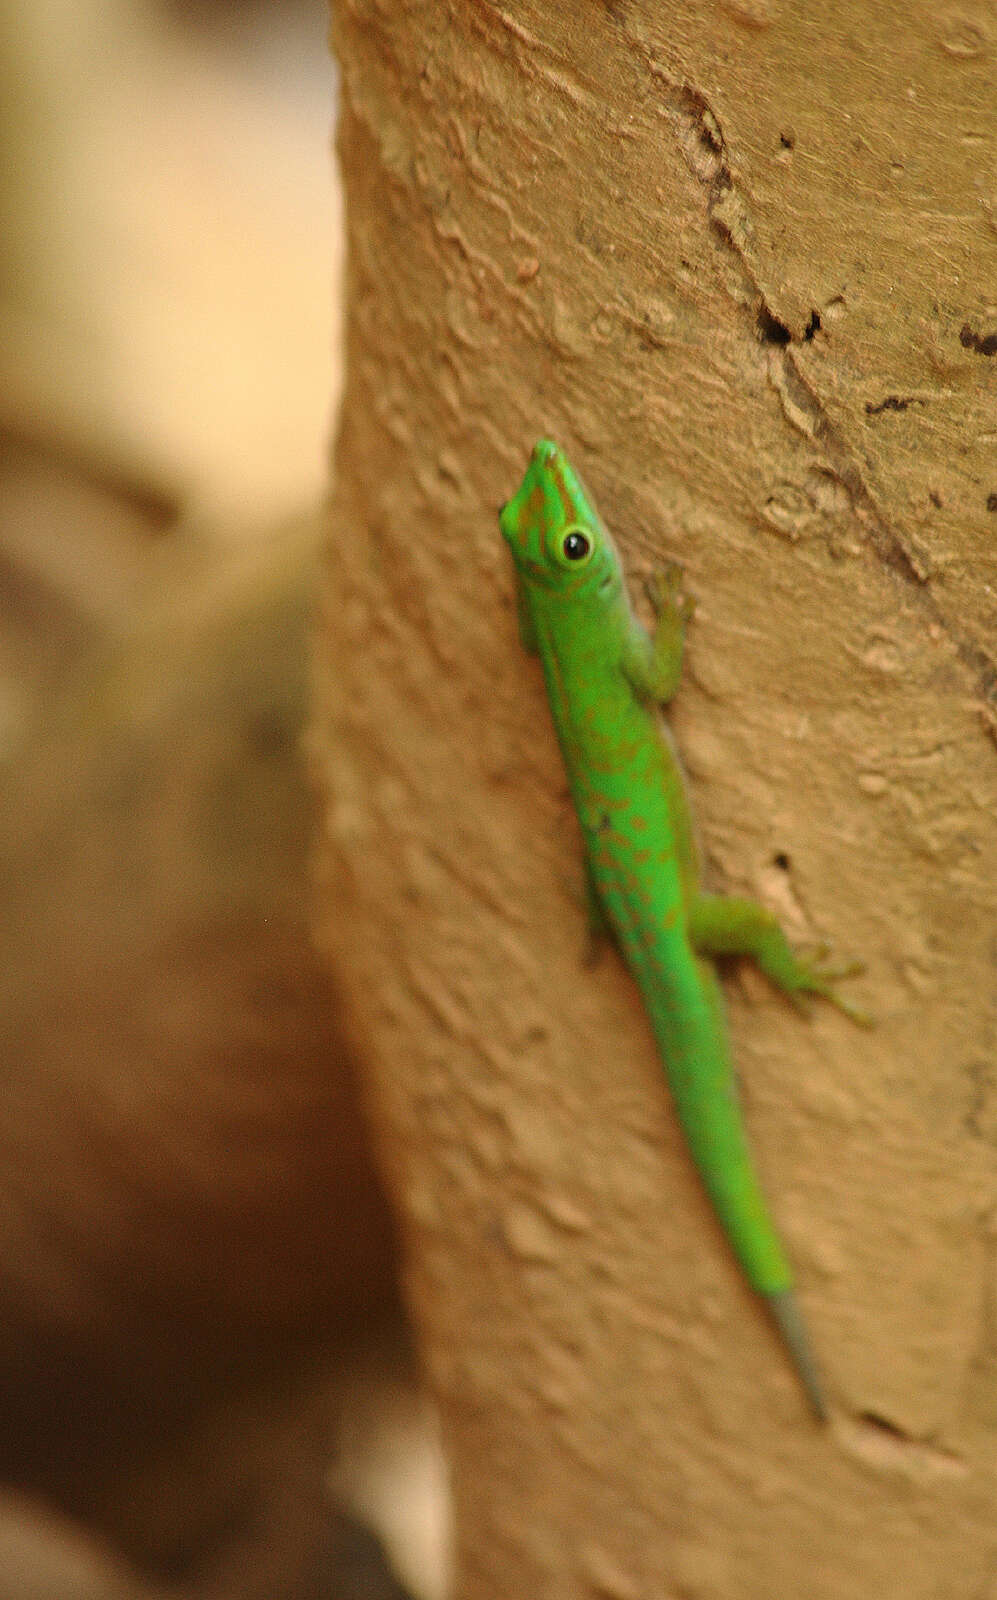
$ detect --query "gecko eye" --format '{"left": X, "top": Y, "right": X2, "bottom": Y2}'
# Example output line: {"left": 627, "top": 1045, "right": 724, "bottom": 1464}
{"left": 562, "top": 529, "right": 591, "bottom": 562}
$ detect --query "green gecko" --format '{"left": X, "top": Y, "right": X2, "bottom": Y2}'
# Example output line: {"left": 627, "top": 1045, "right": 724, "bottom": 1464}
{"left": 499, "top": 439, "right": 865, "bottom": 1421}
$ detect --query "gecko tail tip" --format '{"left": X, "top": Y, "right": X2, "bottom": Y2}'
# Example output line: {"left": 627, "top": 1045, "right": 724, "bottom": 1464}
{"left": 765, "top": 1288, "right": 828, "bottom": 1423}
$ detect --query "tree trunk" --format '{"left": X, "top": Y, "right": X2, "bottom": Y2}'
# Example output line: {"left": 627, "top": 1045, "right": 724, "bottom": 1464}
{"left": 317, "top": 3, "right": 997, "bottom": 1595}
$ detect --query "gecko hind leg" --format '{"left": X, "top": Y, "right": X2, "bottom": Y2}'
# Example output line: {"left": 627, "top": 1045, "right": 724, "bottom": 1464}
{"left": 688, "top": 892, "right": 870, "bottom": 1026}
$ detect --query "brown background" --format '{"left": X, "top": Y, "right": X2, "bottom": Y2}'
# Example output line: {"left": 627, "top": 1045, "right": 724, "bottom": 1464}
{"left": 0, "top": 2, "right": 423, "bottom": 1595}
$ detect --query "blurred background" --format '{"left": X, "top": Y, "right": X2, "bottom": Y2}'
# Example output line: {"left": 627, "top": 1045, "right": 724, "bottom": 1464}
{"left": 0, "top": 1, "right": 448, "bottom": 1595}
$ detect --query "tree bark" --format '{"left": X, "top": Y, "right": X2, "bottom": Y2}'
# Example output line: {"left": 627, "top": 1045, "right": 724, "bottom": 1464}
{"left": 318, "top": 3, "right": 997, "bottom": 1595}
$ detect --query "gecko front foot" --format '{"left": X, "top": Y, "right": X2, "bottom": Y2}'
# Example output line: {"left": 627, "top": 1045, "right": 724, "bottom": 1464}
{"left": 644, "top": 563, "right": 696, "bottom": 629}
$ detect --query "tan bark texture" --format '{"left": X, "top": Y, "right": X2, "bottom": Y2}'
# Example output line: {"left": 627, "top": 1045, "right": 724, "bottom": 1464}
{"left": 317, "top": 2, "right": 997, "bottom": 1595}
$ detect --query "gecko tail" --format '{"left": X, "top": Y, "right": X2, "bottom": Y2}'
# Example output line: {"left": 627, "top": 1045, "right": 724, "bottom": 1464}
{"left": 764, "top": 1289, "right": 828, "bottom": 1423}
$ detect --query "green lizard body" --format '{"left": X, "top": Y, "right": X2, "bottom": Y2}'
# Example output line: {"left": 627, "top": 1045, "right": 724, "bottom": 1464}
{"left": 499, "top": 440, "right": 864, "bottom": 1421}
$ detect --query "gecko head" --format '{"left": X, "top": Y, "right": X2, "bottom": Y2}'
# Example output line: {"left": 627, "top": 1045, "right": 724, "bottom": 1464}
{"left": 498, "top": 440, "right": 621, "bottom": 595}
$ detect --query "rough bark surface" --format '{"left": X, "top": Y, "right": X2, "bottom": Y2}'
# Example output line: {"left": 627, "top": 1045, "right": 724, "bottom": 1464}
{"left": 317, "top": 3, "right": 997, "bottom": 1595}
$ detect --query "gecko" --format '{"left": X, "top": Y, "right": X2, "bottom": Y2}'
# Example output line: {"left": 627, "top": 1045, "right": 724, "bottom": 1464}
{"left": 498, "top": 439, "right": 866, "bottom": 1420}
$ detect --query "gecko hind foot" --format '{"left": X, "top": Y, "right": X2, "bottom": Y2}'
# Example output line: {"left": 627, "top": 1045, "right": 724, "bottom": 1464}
{"left": 791, "top": 947, "right": 872, "bottom": 1027}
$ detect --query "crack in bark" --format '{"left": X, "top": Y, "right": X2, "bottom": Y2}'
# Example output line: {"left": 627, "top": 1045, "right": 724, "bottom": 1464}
{"left": 661, "top": 80, "right": 927, "bottom": 582}
{"left": 864, "top": 395, "right": 922, "bottom": 416}
{"left": 637, "top": 55, "right": 997, "bottom": 722}
{"left": 844, "top": 1411, "right": 968, "bottom": 1479}
{"left": 960, "top": 323, "right": 997, "bottom": 358}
